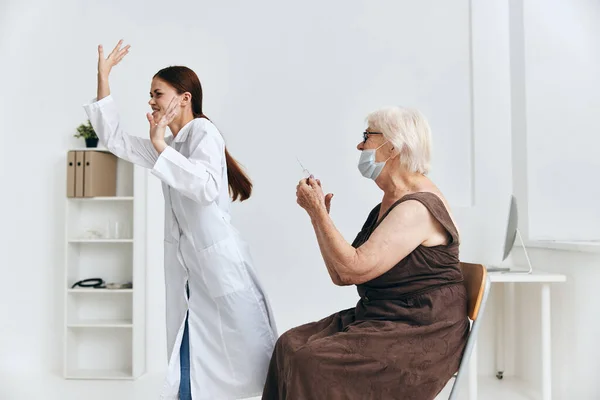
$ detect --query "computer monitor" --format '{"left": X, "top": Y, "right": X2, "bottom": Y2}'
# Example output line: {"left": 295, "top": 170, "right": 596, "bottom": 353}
{"left": 488, "top": 195, "right": 533, "bottom": 274}
{"left": 503, "top": 195, "right": 518, "bottom": 261}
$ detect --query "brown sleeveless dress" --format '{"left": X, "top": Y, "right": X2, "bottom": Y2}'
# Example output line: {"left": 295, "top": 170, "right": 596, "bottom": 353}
{"left": 262, "top": 192, "right": 469, "bottom": 400}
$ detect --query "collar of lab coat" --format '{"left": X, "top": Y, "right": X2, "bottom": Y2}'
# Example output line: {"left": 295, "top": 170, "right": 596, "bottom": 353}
{"left": 170, "top": 118, "right": 196, "bottom": 143}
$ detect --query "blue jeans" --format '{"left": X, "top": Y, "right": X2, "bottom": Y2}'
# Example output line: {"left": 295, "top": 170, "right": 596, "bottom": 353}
{"left": 180, "top": 285, "right": 191, "bottom": 399}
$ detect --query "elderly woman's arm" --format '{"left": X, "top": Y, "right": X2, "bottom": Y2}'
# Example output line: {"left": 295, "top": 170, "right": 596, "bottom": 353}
{"left": 311, "top": 201, "right": 431, "bottom": 285}
{"left": 298, "top": 179, "right": 435, "bottom": 285}
{"left": 311, "top": 221, "right": 348, "bottom": 286}
{"left": 308, "top": 208, "right": 355, "bottom": 286}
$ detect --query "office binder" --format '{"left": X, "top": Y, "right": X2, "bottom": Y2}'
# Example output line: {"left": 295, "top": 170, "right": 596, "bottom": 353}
{"left": 83, "top": 151, "right": 117, "bottom": 197}
{"left": 66, "top": 151, "right": 76, "bottom": 197}
{"left": 75, "top": 151, "right": 85, "bottom": 197}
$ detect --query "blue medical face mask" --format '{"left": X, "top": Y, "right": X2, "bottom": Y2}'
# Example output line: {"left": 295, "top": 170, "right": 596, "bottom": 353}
{"left": 358, "top": 141, "right": 390, "bottom": 181}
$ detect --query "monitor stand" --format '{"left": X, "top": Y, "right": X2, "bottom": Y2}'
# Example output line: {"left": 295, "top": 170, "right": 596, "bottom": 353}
{"left": 487, "top": 229, "right": 533, "bottom": 274}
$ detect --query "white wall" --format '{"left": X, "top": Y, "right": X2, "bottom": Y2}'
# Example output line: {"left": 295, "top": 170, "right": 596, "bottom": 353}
{"left": 508, "top": 0, "right": 600, "bottom": 398}
{"left": 522, "top": 0, "right": 600, "bottom": 241}
{"left": 5, "top": 1, "right": 570, "bottom": 399}
{"left": 147, "top": 0, "right": 514, "bottom": 380}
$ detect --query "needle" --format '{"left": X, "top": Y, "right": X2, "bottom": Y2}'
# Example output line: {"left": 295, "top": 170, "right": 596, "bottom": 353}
{"left": 296, "top": 156, "right": 312, "bottom": 183}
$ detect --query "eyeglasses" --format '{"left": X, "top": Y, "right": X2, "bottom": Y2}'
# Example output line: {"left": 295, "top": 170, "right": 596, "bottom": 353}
{"left": 363, "top": 131, "right": 382, "bottom": 143}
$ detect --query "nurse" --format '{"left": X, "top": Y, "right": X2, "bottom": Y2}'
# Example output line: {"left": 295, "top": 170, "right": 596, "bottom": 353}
{"left": 84, "top": 40, "right": 277, "bottom": 400}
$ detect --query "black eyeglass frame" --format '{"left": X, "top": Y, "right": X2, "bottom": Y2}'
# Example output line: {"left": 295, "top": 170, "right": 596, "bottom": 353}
{"left": 362, "top": 131, "right": 383, "bottom": 143}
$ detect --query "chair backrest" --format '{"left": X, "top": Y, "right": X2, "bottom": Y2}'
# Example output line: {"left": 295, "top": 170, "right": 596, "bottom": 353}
{"left": 448, "top": 262, "right": 490, "bottom": 400}
{"left": 459, "top": 262, "right": 487, "bottom": 321}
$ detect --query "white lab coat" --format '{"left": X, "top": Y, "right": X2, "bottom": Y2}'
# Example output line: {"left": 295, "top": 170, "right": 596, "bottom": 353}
{"left": 83, "top": 95, "right": 277, "bottom": 399}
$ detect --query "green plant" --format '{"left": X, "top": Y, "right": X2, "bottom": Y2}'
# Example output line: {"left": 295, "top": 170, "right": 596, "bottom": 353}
{"left": 74, "top": 120, "right": 98, "bottom": 140}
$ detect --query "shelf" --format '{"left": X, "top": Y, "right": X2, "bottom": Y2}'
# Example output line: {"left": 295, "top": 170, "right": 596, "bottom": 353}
{"left": 68, "top": 289, "right": 133, "bottom": 294}
{"left": 69, "top": 147, "right": 111, "bottom": 153}
{"left": 65, "top": 368, "right": 133, "bottom": 380}
{"left": 67, "top": 294, "right": 133, "bottom": 331}
{"left": 63, "top": 152, "right": 143, "bottom": 381}
{"left": 67, "top": 319, "right": 133, "bottom": 328}
{"left": 67, "top": 242, "right": 133, "bottom": 288}
{"left": 65, "top": 329, "right": 133, "bottom": 379}
{"left": 68, "top": 239, "right": 133, "bottom": 243}
{"left": 69, "top": 196, "right": 134, "bottom": 201}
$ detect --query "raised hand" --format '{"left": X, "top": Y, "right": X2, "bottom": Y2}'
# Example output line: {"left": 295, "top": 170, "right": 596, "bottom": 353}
{"left": 146, "top": 95, "right": 181, "bottom": 152}
{"left": 98, "top": 39, "right": 130, "bottom": 78}
{"left": 296, "top": 177, "right": 334, "bottom": 217}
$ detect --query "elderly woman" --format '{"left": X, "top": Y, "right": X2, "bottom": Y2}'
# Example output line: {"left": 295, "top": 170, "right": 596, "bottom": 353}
{"left": 262, "top": 107, "right": 469, "bottom": 400}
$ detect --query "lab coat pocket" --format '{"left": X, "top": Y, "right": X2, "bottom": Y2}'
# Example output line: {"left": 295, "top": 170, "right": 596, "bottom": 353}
{"left": 196, "top": 235, "right": 249, "bottom": 298}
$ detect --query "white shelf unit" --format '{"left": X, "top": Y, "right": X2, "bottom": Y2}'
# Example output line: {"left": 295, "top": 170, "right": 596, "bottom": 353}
{"left": 63, "top": 151, "right": 146, "bottom": 380}
{"left": 68, "top": 239, "right": 135, "bottom": 244}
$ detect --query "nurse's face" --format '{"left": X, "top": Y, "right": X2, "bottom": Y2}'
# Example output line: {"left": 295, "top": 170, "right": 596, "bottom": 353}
{"left": 148, "top": 78, "right": 179, "bottom": 119}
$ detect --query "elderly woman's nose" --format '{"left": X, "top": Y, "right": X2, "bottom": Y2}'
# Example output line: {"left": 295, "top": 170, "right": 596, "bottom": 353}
{"left": 357, "top": 142, "right": 364, "bottom": 150}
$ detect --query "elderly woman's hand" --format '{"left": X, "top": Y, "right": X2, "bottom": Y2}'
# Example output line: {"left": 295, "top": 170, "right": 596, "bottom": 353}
{"left": 296, "top": 176, "right": 334, "bottom": 217}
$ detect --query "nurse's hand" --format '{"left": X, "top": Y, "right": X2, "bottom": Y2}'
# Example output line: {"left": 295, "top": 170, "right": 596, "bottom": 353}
{"left": 296, "top": 177, "right": 334, "bottom": 217}
{"left": 98, "top": 39, "right": 130, "bottom": 78}
{"left": 147, "top": 96, "right": 180, "bottom": 153}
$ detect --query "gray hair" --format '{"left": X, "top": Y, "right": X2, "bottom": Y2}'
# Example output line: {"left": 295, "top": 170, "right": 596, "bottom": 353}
{"left": 366, "top": 106, "right": 432, "bottom": 174}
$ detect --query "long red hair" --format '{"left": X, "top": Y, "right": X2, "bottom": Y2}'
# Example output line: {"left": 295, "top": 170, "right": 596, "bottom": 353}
{"left": 154, "top": 66, "right": 252, "bottom": 202}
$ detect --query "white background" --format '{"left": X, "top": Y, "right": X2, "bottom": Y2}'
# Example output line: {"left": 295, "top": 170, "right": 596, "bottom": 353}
{"left": 0, "top": 0, "right": 598, "bottom": 399}
{"left": 522, "top": 0, "right": 600, "bottom": 241}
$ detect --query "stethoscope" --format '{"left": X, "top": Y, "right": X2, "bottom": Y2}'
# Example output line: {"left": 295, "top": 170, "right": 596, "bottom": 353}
{"left": 71, "top": 278, "right": 105, "bottom": 289}
{"left": 71, "top": 278, "right": 132, "bottom": 289}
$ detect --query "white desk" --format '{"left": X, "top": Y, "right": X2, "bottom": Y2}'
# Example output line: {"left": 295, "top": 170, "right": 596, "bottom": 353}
{"left": 468, "top": 269, "right": 566, "bottom": 400}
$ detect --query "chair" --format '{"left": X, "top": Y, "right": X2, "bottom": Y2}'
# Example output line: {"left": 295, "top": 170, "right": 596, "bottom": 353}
{"left": 448, "top": 262, "right": 491, "bottom": 400}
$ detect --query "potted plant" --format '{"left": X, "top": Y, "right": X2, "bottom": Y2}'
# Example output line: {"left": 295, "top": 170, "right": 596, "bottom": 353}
{"left": 74, "top": 120, "right": 99, "bottom": 148}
